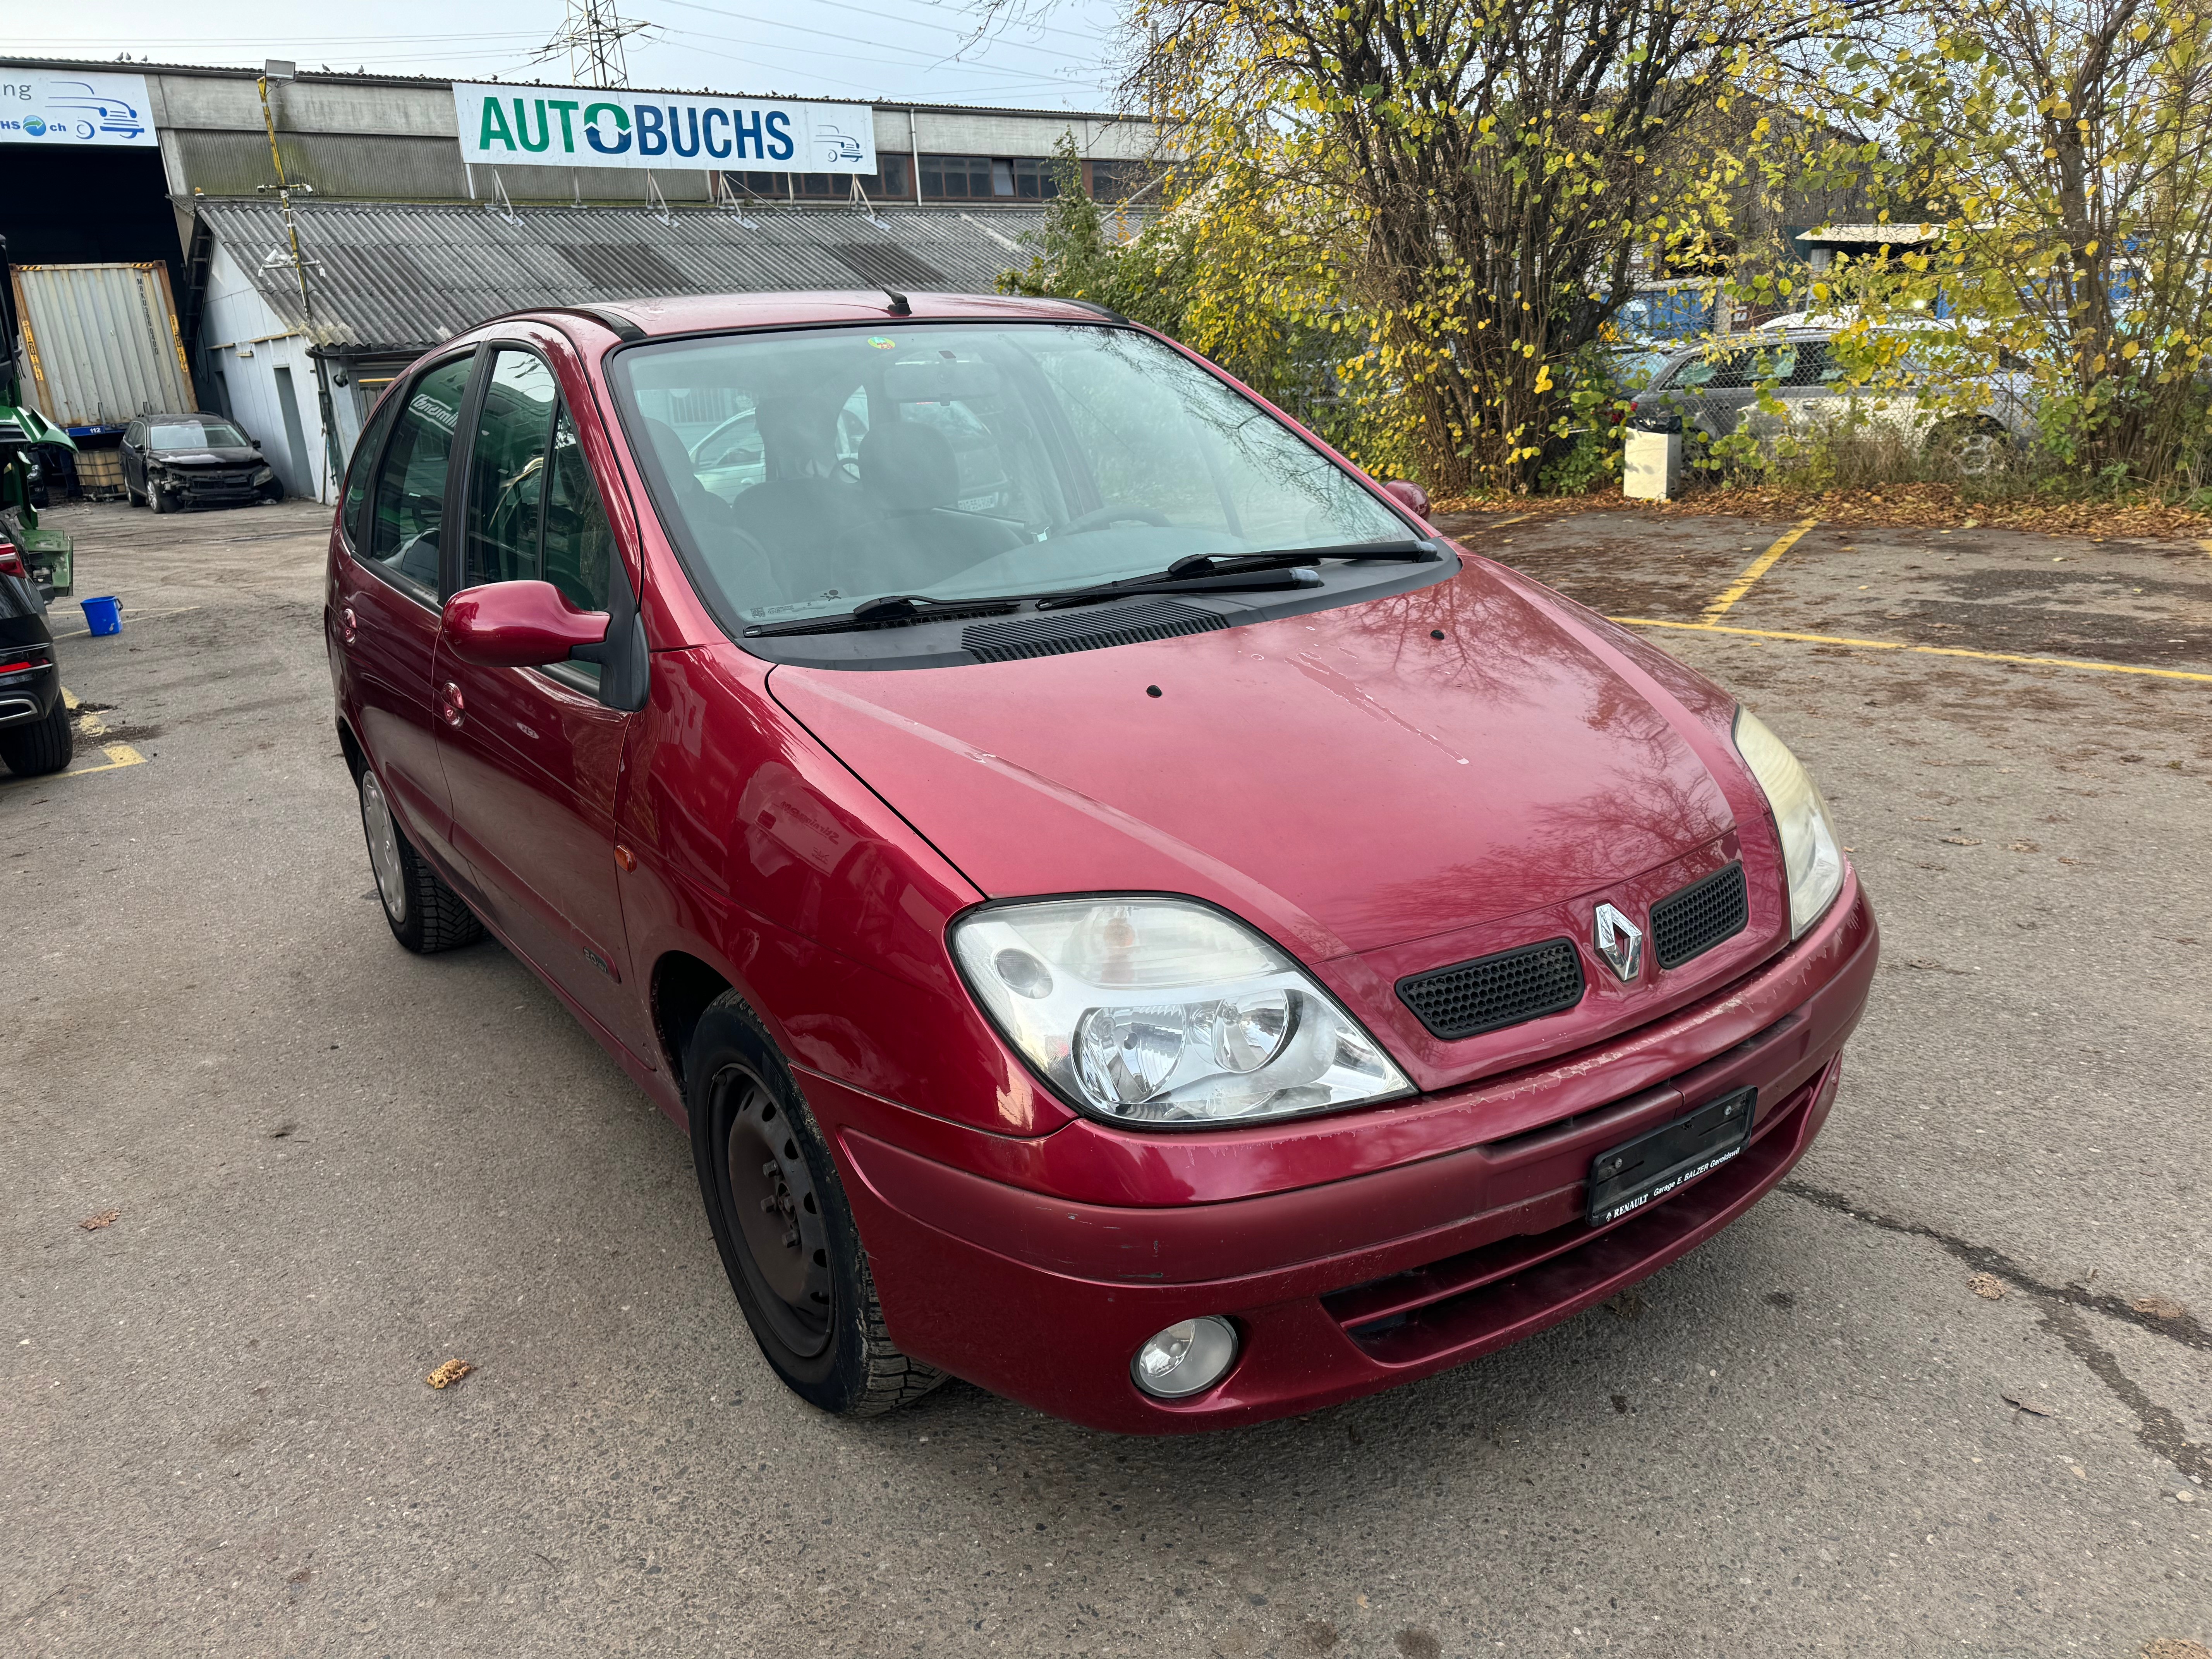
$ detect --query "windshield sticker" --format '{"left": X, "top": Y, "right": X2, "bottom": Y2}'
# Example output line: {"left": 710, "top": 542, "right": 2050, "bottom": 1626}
{"left": 867, "top": 336, "right": 896, "bottom": 349}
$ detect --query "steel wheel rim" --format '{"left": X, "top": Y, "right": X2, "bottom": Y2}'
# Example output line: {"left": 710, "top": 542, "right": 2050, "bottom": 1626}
{"left": 359, "top": 771, "right": 407, "bottom": 925}
{"left": 716, "top": 1066, "right": 832, "bottom": 1357}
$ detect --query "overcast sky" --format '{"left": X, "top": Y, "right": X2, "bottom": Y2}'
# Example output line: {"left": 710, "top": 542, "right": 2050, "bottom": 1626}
{"left": 9, "top": 0, "right": 1130, "bottom": 110}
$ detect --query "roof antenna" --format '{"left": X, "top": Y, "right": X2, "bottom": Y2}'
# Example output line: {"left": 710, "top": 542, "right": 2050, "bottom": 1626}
{"left": 882, "top": 289, "right": 911, "bottom": 316}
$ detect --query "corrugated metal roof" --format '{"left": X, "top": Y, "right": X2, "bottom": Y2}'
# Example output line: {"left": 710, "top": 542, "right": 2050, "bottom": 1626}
{"left": 193, "top": 196, "right": 1060, "bottom": 353}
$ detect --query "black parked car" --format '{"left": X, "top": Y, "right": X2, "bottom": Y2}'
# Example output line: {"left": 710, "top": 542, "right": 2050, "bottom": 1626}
{"left": 0, "top": 535, "right": 70, "bottom": 776}
{"left": 120, "top": 412, "right": 283, "bottom": 512}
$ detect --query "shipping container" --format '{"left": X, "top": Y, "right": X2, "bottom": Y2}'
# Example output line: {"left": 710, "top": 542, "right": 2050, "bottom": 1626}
{"left": 10, "top": 262, "right": 196, "bottom": 434}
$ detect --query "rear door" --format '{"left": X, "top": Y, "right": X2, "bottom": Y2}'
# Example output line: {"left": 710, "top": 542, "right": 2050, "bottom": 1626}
{"left": 433, "top": 342, "right": 652, "bottom": 1059}
{"left": 339, "top": 352, "right": 476, "bottom": 862}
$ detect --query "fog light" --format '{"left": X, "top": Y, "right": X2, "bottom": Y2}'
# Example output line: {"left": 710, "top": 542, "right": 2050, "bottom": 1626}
{"left": 1131, "top": 1316, "right": 1238, "bottom": 1399}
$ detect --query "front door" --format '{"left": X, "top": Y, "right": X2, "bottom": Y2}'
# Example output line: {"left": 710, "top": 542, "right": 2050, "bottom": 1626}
{"left": 342, "top": 353, "right": 476, "bottom": 864}
{"left": 432, "top": 345, "right": 650, "bottom": 1060}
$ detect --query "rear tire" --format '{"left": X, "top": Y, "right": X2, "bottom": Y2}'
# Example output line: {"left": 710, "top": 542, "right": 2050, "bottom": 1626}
{"left": 687, "top": 992, "right": 945, "bottom": 1417}
{"left": 357, "top": 766, "right": 482, "bottom": 953}
{"left": 0, "top": 699, "right": 74, "bottom": 776}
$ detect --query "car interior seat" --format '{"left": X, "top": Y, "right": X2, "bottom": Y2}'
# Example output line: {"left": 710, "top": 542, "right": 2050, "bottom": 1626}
{"left": 857, "top": 418, "right": 1022, "bottom": 590}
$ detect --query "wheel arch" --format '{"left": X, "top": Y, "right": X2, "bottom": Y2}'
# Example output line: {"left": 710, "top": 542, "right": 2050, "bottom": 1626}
{"left": 653, "top": 950, "right": 736, "bottom": 1092}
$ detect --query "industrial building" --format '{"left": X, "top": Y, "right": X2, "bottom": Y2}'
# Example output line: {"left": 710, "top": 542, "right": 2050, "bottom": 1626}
{"left": 3, "top": 58, "right": 1161, "bottom": 502}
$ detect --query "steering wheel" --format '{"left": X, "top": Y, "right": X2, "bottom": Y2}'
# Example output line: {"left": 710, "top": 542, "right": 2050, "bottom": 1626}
{"left": 1056, "top": 503, "right": 1174, "bottom": 537}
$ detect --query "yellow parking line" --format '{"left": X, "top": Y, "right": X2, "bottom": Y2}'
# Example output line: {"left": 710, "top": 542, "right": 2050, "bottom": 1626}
{"left": 1698, "top": 517, "right": 1820, "bottom": 623}
{"left": 2200, "top": 538, "right": 2212, "bottom": 560}
{"left": 1613, "top": 616, "right": 2212, "bottom": 685}
{"left": 0, "top": 690, "right": 149, "bottom": 787}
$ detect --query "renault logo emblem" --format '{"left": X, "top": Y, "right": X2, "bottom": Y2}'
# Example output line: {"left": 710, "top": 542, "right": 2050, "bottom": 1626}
{"left": 1594, "top": 903, "right": 1643, "bottom": 982}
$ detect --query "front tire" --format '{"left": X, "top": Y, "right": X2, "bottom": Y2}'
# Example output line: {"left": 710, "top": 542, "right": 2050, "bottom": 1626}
{"left": 357, "top": 766, "right": 482, "bottom": 953}
{"left": 0, "top": 699, "right": 74, "bottom": 776}
{"left": 687, "top": 992, "right": 944, "bottom": 1417}
{"left": 150, "top": 486, "right": 174, "bottom": 514}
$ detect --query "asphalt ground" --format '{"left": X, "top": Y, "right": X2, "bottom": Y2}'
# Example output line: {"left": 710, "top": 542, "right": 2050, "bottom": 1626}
{"left": 5, "top": 498, "right": 2209, "bottom": 1658}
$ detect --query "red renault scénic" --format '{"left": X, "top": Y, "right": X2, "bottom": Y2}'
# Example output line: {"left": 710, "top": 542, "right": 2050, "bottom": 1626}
{"left": 327, "top": 291, "right": 1877, "bottom": 1434}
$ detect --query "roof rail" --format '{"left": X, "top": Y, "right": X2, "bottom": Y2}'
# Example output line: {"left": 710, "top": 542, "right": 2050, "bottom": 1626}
{"left": 1058, "top": 299, "right": 1131, "bottom": 325}
{"left": 495, "top": 304, "right": 649, "bottom": 342}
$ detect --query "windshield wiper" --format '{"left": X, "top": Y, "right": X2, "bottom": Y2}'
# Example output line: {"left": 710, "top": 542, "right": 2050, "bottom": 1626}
{"left": 741, "top": 541, "right": 1443, "bottom": 639}
{"left": 1024, "top": 541, "right": 1439, "bottom": 611}
{"left": 744, "top": 593, "right": 1021, "bottom": 639}
{"left": 744, "top": 567, "right": 1331, "bottom": 639}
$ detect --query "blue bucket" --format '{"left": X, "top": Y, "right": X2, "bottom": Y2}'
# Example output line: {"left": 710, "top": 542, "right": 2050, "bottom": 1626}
{"left": 80, "top": 595, "right": 122, "bottom": 636}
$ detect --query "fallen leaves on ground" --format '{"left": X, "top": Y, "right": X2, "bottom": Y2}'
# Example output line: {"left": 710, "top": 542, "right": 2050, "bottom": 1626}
{"left": 424, "top": 1360, "right": 474, "bottom": 1390}
{"left": 2132, "top": 1295, "right": 2190, "bottom": 1321}
{"left": 2143, "top": 1641, "right": 2212, "bottom": 1659}
{"left": 79, "top": 1210, "right": 120, "bottom": 1231}
{"left": 1968, "top": 1273, "right": 2006, "bottom": 1300}
{"left": 2001, "top": 1392, "right": 2053, "bottom": 1417}
{"left": 1432, "top": 481, "right": 2212, "bottom": 541}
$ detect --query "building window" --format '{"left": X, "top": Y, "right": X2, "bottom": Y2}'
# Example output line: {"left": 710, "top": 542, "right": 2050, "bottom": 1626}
{"left": 919, "top": 154, "right": 1063, "bottom": 202}
{"left": 1086, "top": 160, "right": 1157, "bottom": 203}
{"left": 726, "top": 155, "right": 911, "bottom": 202}
{"left": 920, "top": 155, "right": 993, "bottom": 199}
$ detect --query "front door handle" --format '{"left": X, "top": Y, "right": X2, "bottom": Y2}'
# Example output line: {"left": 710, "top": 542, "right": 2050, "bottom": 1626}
{"left": 439, "top": 680, "right": 465, "bottom": 728}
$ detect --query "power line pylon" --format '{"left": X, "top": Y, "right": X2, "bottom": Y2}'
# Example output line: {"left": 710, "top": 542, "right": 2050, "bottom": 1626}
{"left": 538, "top": 0, "right": 652, "bottom": 89}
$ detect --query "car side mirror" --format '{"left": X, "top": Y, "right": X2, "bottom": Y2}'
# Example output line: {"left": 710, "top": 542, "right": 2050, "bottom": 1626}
{"left": 441, "top": 580, "right": 609, "bottom": 670}
{"left": 1380, "top": 479, "right": 1431, "bottom": 520}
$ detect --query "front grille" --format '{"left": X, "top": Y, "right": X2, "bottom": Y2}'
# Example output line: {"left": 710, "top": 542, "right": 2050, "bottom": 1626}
{"left": 963, "top": 599, "right": 1227, "bottom": 663}
{"left": 1396, "top": 937, "right": 1585, "bottom": 1041}
{"left": 1649, "top": 862, "right": 1749, "bottom": 970}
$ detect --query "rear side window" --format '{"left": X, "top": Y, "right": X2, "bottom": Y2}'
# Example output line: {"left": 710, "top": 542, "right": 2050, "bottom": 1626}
{"left": 366, "top": 356, "right": 473, "bottom": 598}
{"left": 340, "top": 391, "right": 403, "bottom": 550}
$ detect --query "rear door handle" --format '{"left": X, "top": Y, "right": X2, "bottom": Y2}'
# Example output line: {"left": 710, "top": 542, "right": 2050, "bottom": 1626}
{"left": 439, "top": 680, "right": 465, "bottom": 728}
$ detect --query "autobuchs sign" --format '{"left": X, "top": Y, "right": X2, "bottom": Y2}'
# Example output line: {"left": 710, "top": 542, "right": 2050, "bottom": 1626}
{"left": 0, "top": 69, "right": 156, "bottom": 147}
{"left": 452, "top": 82, "right": 877, "bottom": 172}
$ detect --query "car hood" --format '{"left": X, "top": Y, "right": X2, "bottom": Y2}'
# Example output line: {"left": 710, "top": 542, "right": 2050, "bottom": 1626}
{"left": 768, "top": 558, "right": 1745, "bottom": 964}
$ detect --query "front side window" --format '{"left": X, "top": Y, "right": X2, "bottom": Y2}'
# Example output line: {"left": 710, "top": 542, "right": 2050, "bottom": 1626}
{"left": 461, "top": 349, "right": 557, "bottom": 589}
{"left": 543, "top": 409, "right": 618, "bottom": 620}
{"left": 610, "top": 323, "right": 1412, "bottom": 636}
{"left": 366, "top": 356, "right": 473, "bottom": 597}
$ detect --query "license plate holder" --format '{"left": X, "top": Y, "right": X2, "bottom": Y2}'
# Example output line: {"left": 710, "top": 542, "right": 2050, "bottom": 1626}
{"left": 1586, "top": 1086, "right": 1757, "bottom": 1227}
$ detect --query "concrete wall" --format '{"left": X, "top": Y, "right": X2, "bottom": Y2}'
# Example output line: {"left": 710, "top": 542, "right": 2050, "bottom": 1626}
{"left": 197, "top": 239, "right": 338, "bottom": 503}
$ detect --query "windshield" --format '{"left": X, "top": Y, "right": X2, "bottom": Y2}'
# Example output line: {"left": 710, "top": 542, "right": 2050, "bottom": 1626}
{"left": 608, "top": 323, "right": 1412, "bottom": 629}
{"left": 151, "top": 419, "right": 250, "bottom": 448}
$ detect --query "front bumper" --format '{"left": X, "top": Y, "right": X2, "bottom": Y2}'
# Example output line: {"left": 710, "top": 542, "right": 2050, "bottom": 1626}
{"left": 823, "top": 876, "right": 1877, "bottom": 1434}
{"left": 156, "top": 471, "right": 271, "bottom": 505}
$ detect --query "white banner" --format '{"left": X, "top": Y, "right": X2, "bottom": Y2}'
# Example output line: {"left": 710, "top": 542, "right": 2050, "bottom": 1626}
{"left": 0, "top": 69, "right": 156, "bottom": 148}
{"left": 453, "top": 82, "right": 876, "bottom": 173}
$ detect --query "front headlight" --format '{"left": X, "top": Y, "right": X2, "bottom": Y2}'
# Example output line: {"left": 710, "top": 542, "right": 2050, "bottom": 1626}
{"left": 951, "top": 896, "right": 1412, "bottom": 1128}
{"left": 1732, "top": 708, "right": 1844, "bottom": 937}
{"left": 252, "top": 465, "right": 275, "bottom": 483}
